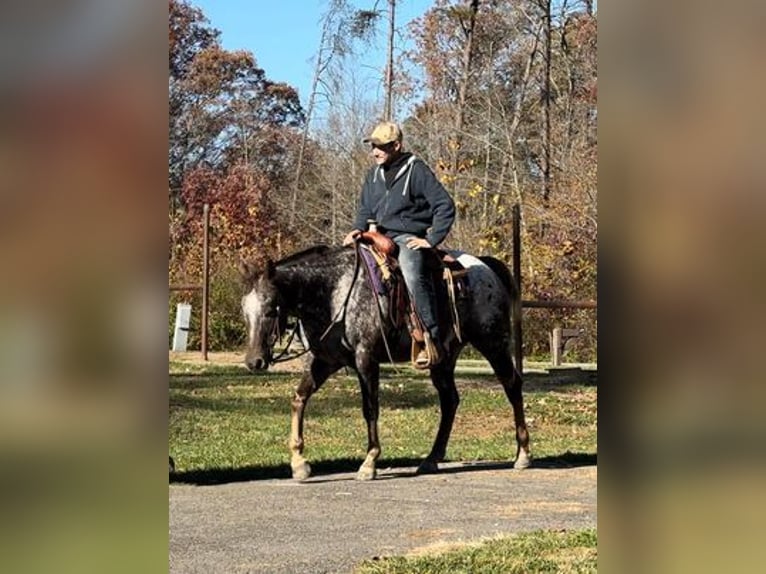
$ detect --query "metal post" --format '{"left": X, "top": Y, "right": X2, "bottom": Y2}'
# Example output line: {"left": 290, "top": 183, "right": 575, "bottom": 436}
{"left": 201, "top": 203, "right": 210, "bottom": 361}
{"left": 512, "top": 203, "right": 523, "bottom": 375}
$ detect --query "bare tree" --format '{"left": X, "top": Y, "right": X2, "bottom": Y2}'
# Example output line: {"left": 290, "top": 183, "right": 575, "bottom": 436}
{"left": 289, "top": 0, "right": 376, "bottom": 227}
{"left": 539, "top": 0, "right": 553, "bottom": 204}
{"left": 451, "top": 0, "right": 480, "bottom": 224}
{"left": 383, "top": 0, "right": 396, "bottom": 120}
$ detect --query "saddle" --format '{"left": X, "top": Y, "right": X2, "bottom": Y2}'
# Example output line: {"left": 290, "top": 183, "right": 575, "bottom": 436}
{"left": 357, "top": 231, "right": 469, "bottom": 369}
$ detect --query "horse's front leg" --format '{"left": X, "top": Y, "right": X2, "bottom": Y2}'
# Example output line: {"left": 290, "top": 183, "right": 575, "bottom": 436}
{"left": 290, "top": 358, "right": 337, "bottom": 481}
{"left": 355, "top": 353, "right": 381, "bottom": 481}
{"left": 418, "top": 360, "right": 460, "bottom": 475}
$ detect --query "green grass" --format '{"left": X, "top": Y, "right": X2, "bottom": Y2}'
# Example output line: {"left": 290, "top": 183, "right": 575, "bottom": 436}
{"left": 355, "top": 528, "right": 597, "bottom": 574}
{"left": 169, "top": 360, "right": 596, "bottom": 477}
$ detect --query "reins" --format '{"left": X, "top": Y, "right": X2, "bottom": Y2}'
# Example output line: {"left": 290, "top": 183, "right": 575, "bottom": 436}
{"left": 320, "top": 240, "right": 399, "bottom": 371}
{"left": 270, "top": 320, "right": 311, "bottom": 364}
{"left": 318, "top": 242, "right": 363, "bottom": 343}
{"left": 267, "top": 242, "right": 400, "bottom": 371}
{"left": 262, "top": 249, "right": 361, "bottom": 366}
{"left": 357, "top": 243, "right": 400, "bottom": 371}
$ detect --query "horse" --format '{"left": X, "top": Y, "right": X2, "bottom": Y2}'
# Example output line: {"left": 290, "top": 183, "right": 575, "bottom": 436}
{"left": 239, "top": 244, "right": 530, "bottom": 481}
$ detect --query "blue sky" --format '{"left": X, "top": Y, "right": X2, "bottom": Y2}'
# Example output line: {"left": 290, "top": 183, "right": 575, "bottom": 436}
{"left": 192, "top": 0, "right": 435, "bottom": 109}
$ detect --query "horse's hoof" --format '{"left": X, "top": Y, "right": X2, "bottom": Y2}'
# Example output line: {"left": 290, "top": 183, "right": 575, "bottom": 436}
{"left": 416, "top": 460, "right": 439, "bottom": 474}
{"left": 514, "top": 451, "right": 531, "bottom": 470}
{"left": 292, "top": 462, "right": 312, "bottom": 481}
{"left": 356, "top": 465, "right": 377, "bottom": 481}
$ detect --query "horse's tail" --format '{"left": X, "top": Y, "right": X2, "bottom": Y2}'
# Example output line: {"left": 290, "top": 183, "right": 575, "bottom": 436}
{"left": 478, "top": 256, "right": 518, "bottom": 300}
{"left": 479, "top": 255, "right": 522, "bottom": 377}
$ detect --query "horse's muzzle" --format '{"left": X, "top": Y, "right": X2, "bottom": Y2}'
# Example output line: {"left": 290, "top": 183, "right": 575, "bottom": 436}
{"left": 245, "top": 357, "right": 270, "bottom": 372}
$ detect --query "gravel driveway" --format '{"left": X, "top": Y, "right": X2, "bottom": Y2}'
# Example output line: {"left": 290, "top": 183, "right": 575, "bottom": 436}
{"left": 170, "top": 460, "right": 597, "bottom": 573}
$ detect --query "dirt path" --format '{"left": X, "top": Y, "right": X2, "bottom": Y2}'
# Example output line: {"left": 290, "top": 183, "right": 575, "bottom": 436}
{"left": 169, "top": 461, "right": 597, "bottom": 574}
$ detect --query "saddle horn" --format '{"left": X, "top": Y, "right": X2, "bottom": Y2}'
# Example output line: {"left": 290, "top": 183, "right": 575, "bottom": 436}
{"left": 358, "top": 231, "right": 398, "bottom": 258}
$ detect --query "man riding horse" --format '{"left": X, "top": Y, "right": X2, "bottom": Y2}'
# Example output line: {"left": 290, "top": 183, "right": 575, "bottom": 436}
{"left": 343, "top": 121, "right": 456, "bottom": 368}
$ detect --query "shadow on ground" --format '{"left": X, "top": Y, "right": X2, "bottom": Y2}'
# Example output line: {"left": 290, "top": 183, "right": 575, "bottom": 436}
{"left": 170, "top": 451, "right": 596, "bottom": 486}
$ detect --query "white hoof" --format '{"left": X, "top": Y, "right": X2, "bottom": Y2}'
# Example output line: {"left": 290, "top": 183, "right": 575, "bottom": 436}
{"left": 292, "top": 462, "right": 312, "bottom": 481}
{"left": 514, "top": 451, "right": 531, "bottom": 470}
{"left": 356, "top": 465, "right": 377, "bottom": 481}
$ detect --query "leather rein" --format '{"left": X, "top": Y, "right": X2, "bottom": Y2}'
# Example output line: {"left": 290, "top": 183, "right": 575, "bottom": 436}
{"left": 268, "top": 244, "right": 363, "bottom": 365}
{"left": 267, "top": 237, "right": 400, "bottom": 368}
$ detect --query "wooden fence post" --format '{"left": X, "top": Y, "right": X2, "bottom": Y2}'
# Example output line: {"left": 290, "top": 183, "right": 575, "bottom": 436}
{"left": 201, "top": 203, "right": 210, "bottom": 361}
{"left": 512, "top": 203, "right": 523, "bottom": 375}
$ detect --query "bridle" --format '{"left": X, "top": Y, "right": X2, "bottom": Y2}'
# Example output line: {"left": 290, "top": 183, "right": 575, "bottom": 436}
{"left": 258, "top": 249, "right": 362, "bottom": 366}
{"left": 269, "top": 314, "right": 310, "bottom": 364}
{"left": 253, "top": 243, "right": 387, "bottom": 367}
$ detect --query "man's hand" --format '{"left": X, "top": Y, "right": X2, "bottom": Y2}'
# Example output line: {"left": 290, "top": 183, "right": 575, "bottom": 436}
{"left": 406, "top": 237, "right": 432, "bottom": 250}
{"left": 342, "top": 229, "right": 362, "bottom": 247}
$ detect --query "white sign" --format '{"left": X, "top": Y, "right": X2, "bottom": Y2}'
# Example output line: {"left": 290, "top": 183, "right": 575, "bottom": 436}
{"left": 172, "top": 303, "right": 192, "bottom": 352}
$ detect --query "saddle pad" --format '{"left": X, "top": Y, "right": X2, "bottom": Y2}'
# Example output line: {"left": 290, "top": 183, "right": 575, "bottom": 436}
{"left": 359, "top": 245, "right": 388, "bottom": 295}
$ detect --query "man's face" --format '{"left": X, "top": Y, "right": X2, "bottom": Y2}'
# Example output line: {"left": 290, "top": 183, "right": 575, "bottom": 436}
{"left": 371, "top": 140, "right": 401, "bottom": 165}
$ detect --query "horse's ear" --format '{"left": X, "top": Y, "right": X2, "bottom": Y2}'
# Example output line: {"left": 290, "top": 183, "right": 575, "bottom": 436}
{"left": 238, "top": 259, "right": 253, "bottom": 283}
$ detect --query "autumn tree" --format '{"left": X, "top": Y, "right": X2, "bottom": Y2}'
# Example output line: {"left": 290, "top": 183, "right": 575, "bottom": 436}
{"left": 168, "top": 0, "right": 304, "bottom": 350}
{"left": 169, "top": 0, "right": 303, "bottom": 214}
{"left": 402, "top": 0, "right": 597, "bottom": 358}
{"left": 166, "top": 0, "right": 597, "bottom": 358}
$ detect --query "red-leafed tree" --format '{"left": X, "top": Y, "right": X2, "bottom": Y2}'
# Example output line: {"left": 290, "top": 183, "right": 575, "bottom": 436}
{"left": 169, "top": 0, "right": 303, "bottom": 215}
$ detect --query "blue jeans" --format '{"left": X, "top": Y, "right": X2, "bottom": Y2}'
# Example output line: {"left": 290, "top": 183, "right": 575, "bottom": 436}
{"left": 392, "top": 234, "right": 441, "bottom": 343}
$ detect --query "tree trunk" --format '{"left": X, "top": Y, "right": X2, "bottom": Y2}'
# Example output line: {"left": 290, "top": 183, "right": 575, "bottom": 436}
{"left": 502, "top": 20, "right": 541, "bottom": 203}
{"left": 291, "top": 10, "right": 339, "bottom": 226}
{"left": 540, "top": 0, "right": 552, "bottom": 204}
{"left": 451, "top": 0, "right": 480, "bottom": 229}
{"left": 384, "top": 0, "right": 396, "bottom": 121}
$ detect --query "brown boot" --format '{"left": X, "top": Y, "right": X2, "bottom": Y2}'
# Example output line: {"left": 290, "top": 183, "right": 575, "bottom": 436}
{"left": 414, "top": 347, "right": 430, "bottom": 369}
{"left": 426, "top": 337, "right": 442, "bottom": 367}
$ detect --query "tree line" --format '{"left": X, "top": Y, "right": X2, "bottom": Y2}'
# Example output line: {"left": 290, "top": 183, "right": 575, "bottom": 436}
{"left": 169, "top": 0, "right": 597, "bottom": 360}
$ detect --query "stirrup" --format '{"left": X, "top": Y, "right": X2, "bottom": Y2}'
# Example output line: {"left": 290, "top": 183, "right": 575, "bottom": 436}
{"left": 414, "top": 348, "right": 430, "bottom": 368}
{"left": 412, "top": 332, "right": 441, "bottom": 370}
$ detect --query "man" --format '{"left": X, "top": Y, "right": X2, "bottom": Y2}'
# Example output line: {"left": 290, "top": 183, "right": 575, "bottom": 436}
{"left": 343, "top": 121, "right": 456, "bottom": 367}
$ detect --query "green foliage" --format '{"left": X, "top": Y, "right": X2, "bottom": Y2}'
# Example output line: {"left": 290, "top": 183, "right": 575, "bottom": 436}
{"left": 169, "top": 263, "right": 247, "bottom": 352}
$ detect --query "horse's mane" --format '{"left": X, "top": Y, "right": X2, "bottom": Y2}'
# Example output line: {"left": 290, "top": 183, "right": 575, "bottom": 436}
{"left": 276, "top": 244, "right": 347, "bottom": 268}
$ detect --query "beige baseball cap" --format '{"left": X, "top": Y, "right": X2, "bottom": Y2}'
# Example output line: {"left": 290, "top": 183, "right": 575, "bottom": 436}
{"left": 363, "top": 121, "right": 403, "bottom": 145}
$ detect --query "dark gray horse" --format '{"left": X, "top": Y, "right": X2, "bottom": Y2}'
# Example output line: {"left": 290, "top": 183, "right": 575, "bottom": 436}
{"left": 240, "top": 244, "right": 530, "bottom": 480}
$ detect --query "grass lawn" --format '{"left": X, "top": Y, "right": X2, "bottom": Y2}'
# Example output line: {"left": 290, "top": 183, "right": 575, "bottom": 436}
{"left": 169, "top": 358, "right": 596, "bottom": 478}
{"left": 355, "top": 528, "right": 597, "bottom": 574}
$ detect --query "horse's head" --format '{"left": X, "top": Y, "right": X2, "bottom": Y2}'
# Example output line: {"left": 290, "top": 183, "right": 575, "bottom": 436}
{"left": 239, "top": 259, "right": 286, "bottom": 372}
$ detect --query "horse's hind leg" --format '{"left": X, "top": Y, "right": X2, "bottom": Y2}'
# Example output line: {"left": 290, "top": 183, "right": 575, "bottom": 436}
{"left": 355, "top": 352, "right": 381, "bottom": 481}
{"left": 290, "top": 358, "right": 338, "bottom": 480}
{"left": 417, "top": 358, "right": 460, "bottom": 475}
{"left": 478, "top": 345, "right": 531, "bottom": 469}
